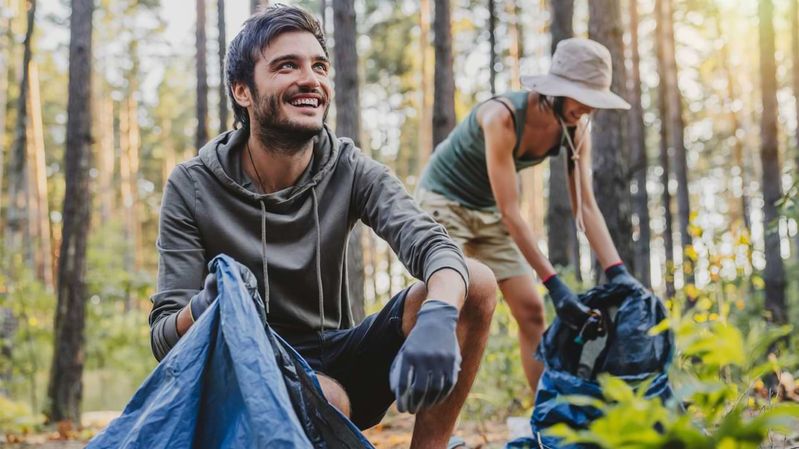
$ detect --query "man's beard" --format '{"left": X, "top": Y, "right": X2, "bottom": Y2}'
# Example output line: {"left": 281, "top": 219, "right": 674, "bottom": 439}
{"left": 251, "top": 89, "right": 329, "bottom": 155}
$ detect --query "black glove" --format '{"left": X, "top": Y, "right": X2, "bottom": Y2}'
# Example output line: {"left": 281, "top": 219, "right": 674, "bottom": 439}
{"left": 543, "top": 275, "right": 604, "bottom": 343}
{"left": 390, "top": 300, "right": 461, "bottom": 414}
{"left": 605, "top": 263, "right": 643, "bottom": 291}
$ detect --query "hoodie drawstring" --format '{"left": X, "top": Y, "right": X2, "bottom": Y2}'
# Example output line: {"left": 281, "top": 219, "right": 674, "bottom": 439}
{"left": 311, "top": 188, "right": 326, "bottom": 334}
{"left": 259, "top": 200, "right": 270, "bottom": 315}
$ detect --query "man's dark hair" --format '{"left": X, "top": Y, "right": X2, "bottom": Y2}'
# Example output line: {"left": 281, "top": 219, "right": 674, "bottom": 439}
{"left": 225, "top": 4, "right": 327, "bottom": 129}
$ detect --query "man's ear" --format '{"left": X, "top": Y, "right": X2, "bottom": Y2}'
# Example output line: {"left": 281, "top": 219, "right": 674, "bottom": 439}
{"left": 231, "top": 82, "right": 252, "bottom": 108}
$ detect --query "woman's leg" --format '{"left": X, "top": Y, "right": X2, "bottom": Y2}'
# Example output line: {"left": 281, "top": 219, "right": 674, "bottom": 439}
{"left": 498, "top": 274, "right": 546, "bottom": 394}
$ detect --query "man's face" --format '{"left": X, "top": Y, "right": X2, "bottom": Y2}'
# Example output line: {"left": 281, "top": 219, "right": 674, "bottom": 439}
{"left": 561, "top": 97, "right": 594, "bottom": 126}
{"left": 249, "top": 31, "right": 332, "bottom": 141}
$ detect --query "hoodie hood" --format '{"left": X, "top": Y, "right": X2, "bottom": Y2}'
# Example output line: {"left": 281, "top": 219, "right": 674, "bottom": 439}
{"left": 198, "top": 125, "right": 342, "bottom": 206}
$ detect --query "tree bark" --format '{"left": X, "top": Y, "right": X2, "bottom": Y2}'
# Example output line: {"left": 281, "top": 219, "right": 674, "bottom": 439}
{"left": 5, "top": 0, "right": 36, "bottom": 268}
{"left": 217, "top": 0, "right": 228, "bottom": 133}
{"left": 660, "top": 0, "right": 693, "bottom": 286}
{"left": 432, "top": 0, "right": 455, "bottom": 148}
{"left": 48, "top": 0, "right": 94, "bottom": 424}
{"left": 96, "top": 92, "right": 115, "bottom": 223}
{"left": 546, "top": 0, "right": 580, "bottom": 275}
{"left": 758, "top": 0, "right": 787, "bottom": 324}
{"left": 417, "top": 0, "right": 433, "bottom": 167}
{"left": 333, "top": 0, "right": 365, "bottom": 323}
{"left": 26, "top": 62, "right": 54, "bottom": 290}
{"left": 588, "top": 0, "right": 633, "bottom": 278}
{"left": 0, "top": 13, "right": 11, "bottom": 219}
{"left": 654, "top": 0, "right": 675, "bottom": 298}
{"left": 507, "top": 0, "right": 523, "bottom": 90}
{"left": 196, "top": 0, "right": 209, "bottom": 150}
{"left": 627, "top": 0, "right": 651, "bottom": 288}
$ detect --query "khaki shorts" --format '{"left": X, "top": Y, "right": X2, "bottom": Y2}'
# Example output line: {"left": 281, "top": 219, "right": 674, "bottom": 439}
{"left": 416, "top": 188, "right": 532, "bottom": 281}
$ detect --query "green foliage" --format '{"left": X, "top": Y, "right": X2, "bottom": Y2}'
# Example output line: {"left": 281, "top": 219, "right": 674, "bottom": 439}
{"left": 0, "top": 395, "right": 45, "bottom": 436}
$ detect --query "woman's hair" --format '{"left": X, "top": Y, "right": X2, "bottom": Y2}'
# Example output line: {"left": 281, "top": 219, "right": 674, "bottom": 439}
{"left": 537, "top": 94, "right": 567, "bottom": 121}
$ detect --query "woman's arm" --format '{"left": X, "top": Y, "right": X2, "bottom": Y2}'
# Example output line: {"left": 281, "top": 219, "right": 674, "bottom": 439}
{"left": 566, "top": 120, "right": 622, "bottom": 270}
{"left": 481, "top": 102, "right": 557, "bottom": 281}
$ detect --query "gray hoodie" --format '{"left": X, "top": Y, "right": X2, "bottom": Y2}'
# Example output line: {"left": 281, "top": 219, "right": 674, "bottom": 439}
{"left": 149, "top": 126, "right": 469, "bottom": 360}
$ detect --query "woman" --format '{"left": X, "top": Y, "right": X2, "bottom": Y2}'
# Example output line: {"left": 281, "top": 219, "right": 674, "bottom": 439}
{"left": 417, "top": 38, "right": 643, "bottom": 392}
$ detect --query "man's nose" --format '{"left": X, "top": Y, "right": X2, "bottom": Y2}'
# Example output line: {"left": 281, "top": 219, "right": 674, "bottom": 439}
{"left": 296, "top": 64, "right": 321, "bottom": 88}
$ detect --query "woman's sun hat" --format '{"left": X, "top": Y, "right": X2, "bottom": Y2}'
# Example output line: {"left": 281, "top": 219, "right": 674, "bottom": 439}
{"left": 521, "top": 37, "right": 630, "bottom": 110}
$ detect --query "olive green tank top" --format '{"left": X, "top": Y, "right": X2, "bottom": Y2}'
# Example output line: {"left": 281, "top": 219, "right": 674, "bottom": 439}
{"left": 420, "top": 91, "right": 559, "bottom": 210}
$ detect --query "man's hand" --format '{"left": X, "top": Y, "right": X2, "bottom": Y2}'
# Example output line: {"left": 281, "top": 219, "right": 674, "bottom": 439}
{"left": 543, "top": 275, "right": 604, "bottom": 341}
{"left": 605, "top": 263, "right": 644, "bottom": 291}
{"left": 189, "top": 272, "right": 219, "bottom": 322}
{"left": 390, "top": 300, "right": 461, "bottom": 414}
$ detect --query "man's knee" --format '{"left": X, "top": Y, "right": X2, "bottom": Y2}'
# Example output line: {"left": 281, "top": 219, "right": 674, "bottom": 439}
{"left": 463, "top": 258, "right": 498, "bottom": 322}
{"left": 317, "top": 374, "right": 351, "bottom": 417}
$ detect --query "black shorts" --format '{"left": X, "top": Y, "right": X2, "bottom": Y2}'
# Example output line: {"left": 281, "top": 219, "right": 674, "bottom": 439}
{"left": 279, "top": 287, "right": 409, "bottom": 430}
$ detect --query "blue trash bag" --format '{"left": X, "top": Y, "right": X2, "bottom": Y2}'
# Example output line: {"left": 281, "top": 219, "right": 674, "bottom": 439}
{"left": 87, "top": 254, "right": 374, "bottom": 449}
{"left": 506, "top": 283, "right": 673, "bottom": 449}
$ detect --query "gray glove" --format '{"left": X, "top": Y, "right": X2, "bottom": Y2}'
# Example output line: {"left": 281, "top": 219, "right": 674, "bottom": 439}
{"left": 390, "top": 300, "right": 461, "bottom": 413}
{"left": 189, "top": 262, "right": 259, "bottom": 321}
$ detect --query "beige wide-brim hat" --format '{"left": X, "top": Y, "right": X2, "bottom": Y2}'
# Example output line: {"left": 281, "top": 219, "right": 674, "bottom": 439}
{"left": 521, "top": 37, "right": 631, "bottom": 110}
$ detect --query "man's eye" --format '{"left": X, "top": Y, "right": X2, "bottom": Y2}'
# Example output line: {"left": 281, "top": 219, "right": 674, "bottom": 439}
{"left": 280, "top": 62, "right": 297, "bottom": 70}
{"left": 314, "top": 63, "right": 328, "bottom": 72}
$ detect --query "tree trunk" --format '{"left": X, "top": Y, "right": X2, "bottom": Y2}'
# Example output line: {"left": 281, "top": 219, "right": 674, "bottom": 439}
{"left": 660, "top": 0, "right": 693, "bottom": 286}
{"left": 333, "top": 0, "right": 365, "bottom": 323}
{"left": 432, "top": 0, "right": 455, "bottom": 148}
{"left": 5, "top": 0, "right": 36, "bottom": 268}
{"left": 417, "top": 0, "right": 433, "bottom": 167}
{"left": 507, "top": 0, "right": 523, "bottom": 90}
{"left": 320, "top": 0, "right": 327, "bottom": 31}
{"left": 26, "top": 62, "right": 54, "bottom": 290}
{"left": 96, "top": 93, "right": 115, "bottom": 223}
{"left": 217, "top": 0, "right": 228, "bottom": 133}
{"left": 48, "top": 0, "right": 94, "bottom": 425}
{"left": 627, "top": 0, "right": 651, "bottom": 288}
{"left": 546, "top": 0, "right": 580, "bottom": 274}
{"left": 588, "top": 0, "right": 633, "bottom": 278}
{"left": 0, "top": 13, "right": 11, "bottom": 218}
{"left": 758, "top": 0, "right": 787, "bottom": 324}
{"left": 488, "top": 0, "right": 497, "bottom": 95}
{"left": 196, "top": 0, "right": 209, "bottom": 150}
{"left": 655, "top": 0, "right": 675, "bottom": 298}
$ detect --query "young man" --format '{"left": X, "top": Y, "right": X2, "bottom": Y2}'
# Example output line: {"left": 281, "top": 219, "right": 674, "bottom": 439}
{"left": 148, "top": 5, "right": 496, "bottom": 448}
{"left": 417, "top": 38, "right": 643, "bottom": 394}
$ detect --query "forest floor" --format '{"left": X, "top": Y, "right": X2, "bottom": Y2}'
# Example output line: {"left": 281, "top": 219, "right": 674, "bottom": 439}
{"left": 0, "top": 409, "right": 516, "bottom": 449}
{"left": 2, "top": 410, "right": 797, "bottom": 448}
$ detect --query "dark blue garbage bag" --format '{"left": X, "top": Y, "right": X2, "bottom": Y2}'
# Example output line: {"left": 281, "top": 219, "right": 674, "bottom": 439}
{"left": 506, "top": 283, "right": 673, "bottom": 449}
{"left": 87, "top": 254, "right": 374, "bottom": 449}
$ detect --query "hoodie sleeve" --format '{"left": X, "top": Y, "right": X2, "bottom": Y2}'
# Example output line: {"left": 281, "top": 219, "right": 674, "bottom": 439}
{"left": 149, "top": 164, "right": 206, "bottom": 361}
{"left": 350, "top": 149, "right": 469, "bottom": 293}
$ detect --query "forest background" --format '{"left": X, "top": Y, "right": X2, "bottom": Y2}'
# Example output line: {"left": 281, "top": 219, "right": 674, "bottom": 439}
{"left": 1, "top": 0, "right": 799, "bottom": 445}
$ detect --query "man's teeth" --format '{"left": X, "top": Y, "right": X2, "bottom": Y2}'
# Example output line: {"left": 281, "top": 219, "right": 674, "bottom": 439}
{"left": 291, "top": 98, "right": 319, "bottom": 107}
